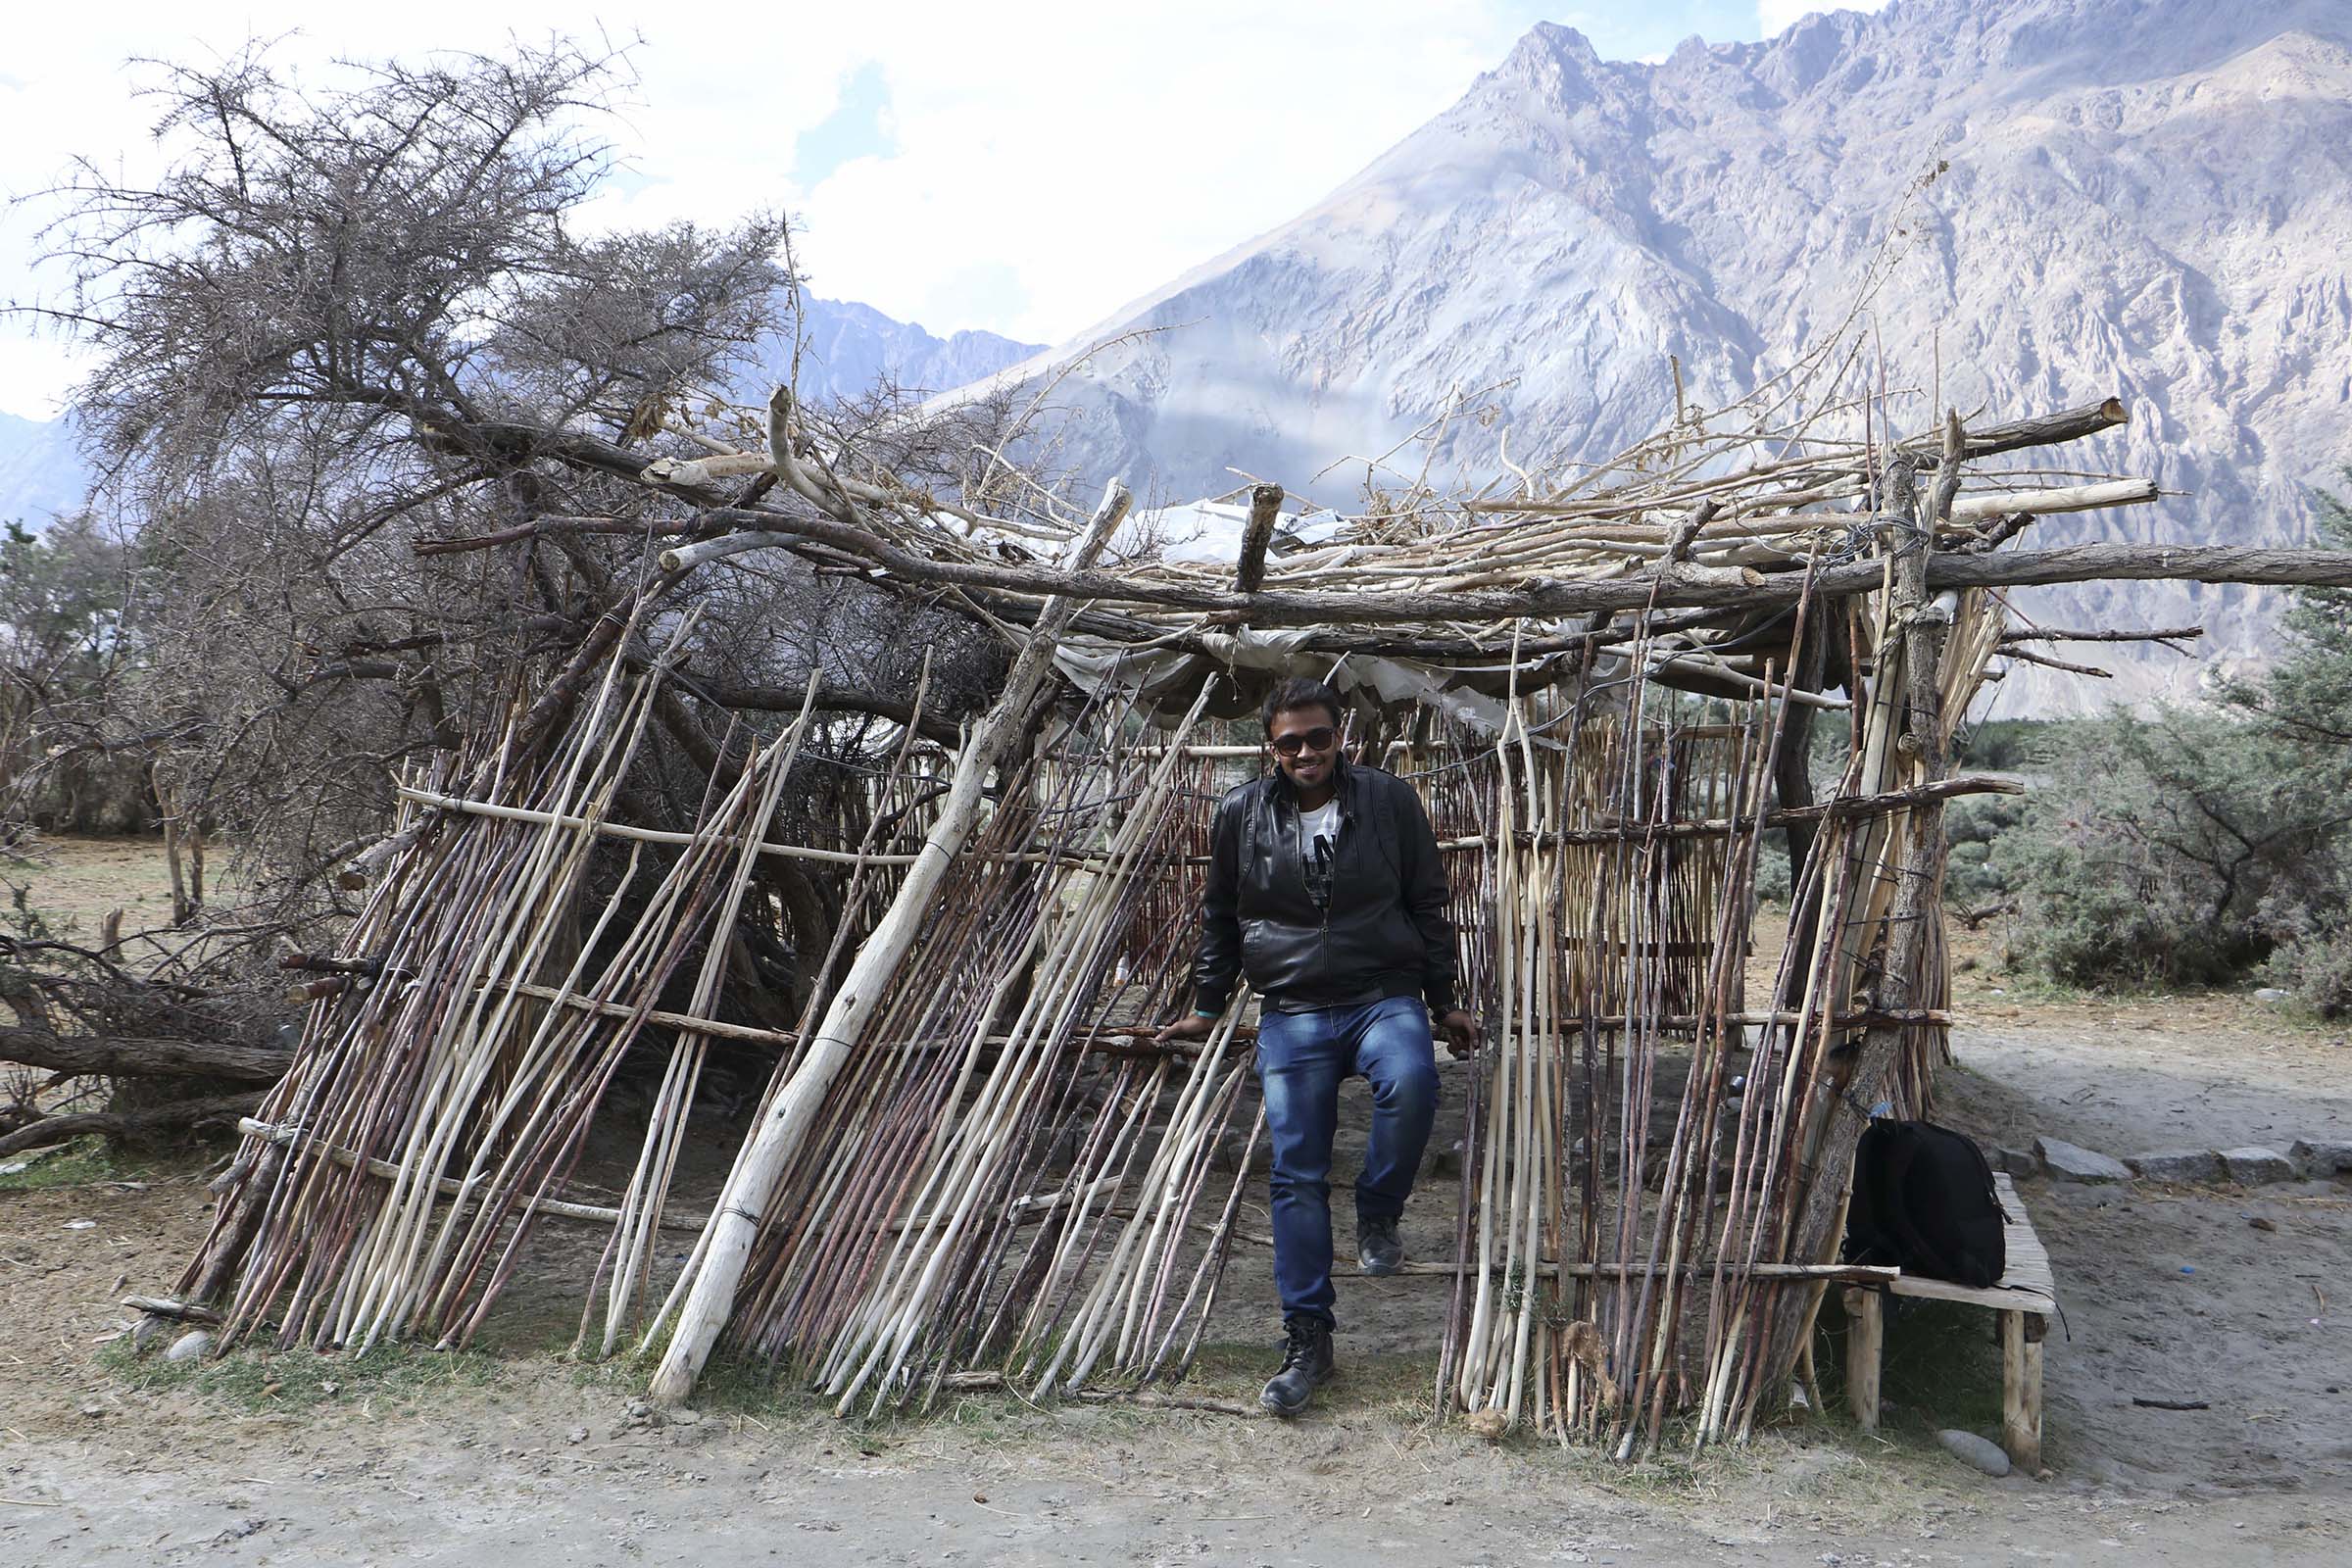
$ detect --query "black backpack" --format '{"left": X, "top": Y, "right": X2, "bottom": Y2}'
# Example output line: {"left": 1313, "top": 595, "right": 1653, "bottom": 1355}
{"left": 1841, "top": 1119, "right": 2007, "bottom": 1288}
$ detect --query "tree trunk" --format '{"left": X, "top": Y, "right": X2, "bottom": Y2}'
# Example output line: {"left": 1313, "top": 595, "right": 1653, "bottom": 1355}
{"left": 0, "top": 1091, "right": 259, "bottom": 1158}
{"left": 0, "top": 1026, "right": 293, "bottom": 1085}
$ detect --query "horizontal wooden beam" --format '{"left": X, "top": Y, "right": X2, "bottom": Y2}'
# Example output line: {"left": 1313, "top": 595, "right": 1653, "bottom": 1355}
{"left": 662, "top": 500, "right": 2352, "bottom": 627}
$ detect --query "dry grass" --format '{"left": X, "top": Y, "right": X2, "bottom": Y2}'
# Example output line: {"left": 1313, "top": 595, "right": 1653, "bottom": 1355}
{"left": 3, "top": 834, "right": 190, "bottom": 936}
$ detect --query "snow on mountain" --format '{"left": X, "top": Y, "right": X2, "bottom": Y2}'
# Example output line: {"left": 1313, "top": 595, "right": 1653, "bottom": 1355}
{"left": 985, "top": 0, "right": 2352, "bottom": 712}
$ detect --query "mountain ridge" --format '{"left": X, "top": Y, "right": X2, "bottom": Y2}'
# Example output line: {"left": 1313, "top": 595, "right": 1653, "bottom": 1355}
{"left": 986, "top": 0, "right": 2352, "bottom": 711}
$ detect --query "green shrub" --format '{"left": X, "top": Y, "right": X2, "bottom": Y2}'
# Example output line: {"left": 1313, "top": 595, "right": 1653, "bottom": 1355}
{"left": 1940, "top": 792, "right": 2027, "bottom": 912}
{"left": 1942, "top": 469, "right": 2352, "bottom": 1009}
{"left": 2257, "top": 866, "right": 2352, "bottom": 1017}
{"left": 1989, "top": 708, "right": 2352, "bottom": 989}
{"left": 1953, "top": 716, "right": 2056, "bottom": 773}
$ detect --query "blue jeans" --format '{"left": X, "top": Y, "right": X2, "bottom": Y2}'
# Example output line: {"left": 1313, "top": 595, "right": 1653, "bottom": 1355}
{"left": 1254, "top": 996, "right": 1440, "bottom": 1326}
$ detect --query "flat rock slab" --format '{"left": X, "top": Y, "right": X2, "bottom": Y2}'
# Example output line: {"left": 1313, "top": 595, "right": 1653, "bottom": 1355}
{"left": 2218, "top": 1147, "right": 2298, "bottom": 1185}
{"left": 2035, "top": 1136, "right": 2131, "bottom": 1184}
{"left": 2128, "top": 1149, "right": 2224, "bottom": 1184}
{"left": 2291, "top": 1139, "right": 2352, "bottom": 1177}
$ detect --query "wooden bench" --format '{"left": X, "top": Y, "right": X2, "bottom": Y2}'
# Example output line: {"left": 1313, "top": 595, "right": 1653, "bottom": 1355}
{"left": 1839, "top": 1172, "right": 2055, "bottom": 1470}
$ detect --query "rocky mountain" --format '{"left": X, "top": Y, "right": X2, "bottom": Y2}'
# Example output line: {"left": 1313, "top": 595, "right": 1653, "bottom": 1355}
{"left": 0, "top": 296, "right": 1039, "bottom": 537}
{"left": 0, "top": 411, "right": 93, "bottom": 532}
{"left": 981, "top": 0, "right": 2352, "bottom": 711}
{"left": 760, "top": 297, "right": 1040, "bottom": 405}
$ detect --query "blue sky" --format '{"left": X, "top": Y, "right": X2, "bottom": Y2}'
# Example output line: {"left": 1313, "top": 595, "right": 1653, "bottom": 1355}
{"left": 0, "top": 2, "right": 1878, "bottom": 417}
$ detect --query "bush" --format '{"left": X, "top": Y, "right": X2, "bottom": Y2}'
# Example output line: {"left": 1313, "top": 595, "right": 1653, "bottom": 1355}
{"left": 1989, "top": 708, "right": 2352, "bottom": 989}
{"left": 1941, "top": 792, "right": 2027, "bottom": 913}
{"left": 1949, "top": 469, "right": 2352, "bottom": 1008}
{"left": 2257, "top": 867, "right": 2352, "bottom": 1016}
{"left": 1953, "top": 716, "right": 2055, "bottom": 773}
{"left": 2, "top": 516, "right": 149, "bottom": 833}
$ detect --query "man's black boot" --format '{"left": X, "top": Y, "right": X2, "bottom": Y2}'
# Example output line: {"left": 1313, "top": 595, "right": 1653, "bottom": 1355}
{"left": 1259, "top": 1315, "right": 1335, "bottom": 1417}
{"left": 1357, "top": 1214, "right": 1403, "bottom": 1276}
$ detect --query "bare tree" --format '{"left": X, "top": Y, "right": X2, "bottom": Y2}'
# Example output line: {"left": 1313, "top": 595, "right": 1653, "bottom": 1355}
{"left": 0, "top": 38, "right": 1031, "bottom": 1148}
{"left": 25, "top": 40, "right": 1019, "bottom": 899}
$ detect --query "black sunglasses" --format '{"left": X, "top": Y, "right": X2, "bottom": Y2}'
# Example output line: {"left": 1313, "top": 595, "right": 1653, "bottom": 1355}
{"left": 1268, "top": 726, "right": 1338, "bottom": 758}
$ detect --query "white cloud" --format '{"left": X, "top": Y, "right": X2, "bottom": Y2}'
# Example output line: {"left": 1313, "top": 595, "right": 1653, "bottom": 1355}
{"left": 0, "top": 2, "right": 1554, "bottom": 413}
{"left": 24, "top": 4, "right": 1855, "bottom": 413}
{"left": 571, "top": 1, "right": 1532, "bottom": 350}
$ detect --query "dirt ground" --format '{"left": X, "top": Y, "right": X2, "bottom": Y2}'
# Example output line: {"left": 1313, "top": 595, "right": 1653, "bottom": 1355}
{"left": 4, "top": 842, "right": 2350, "bottom": 1564}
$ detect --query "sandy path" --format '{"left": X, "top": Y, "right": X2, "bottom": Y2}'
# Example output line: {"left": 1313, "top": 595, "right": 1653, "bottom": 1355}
{"left": 4, "top": 868, "right": 2349, "bottom": 1562}
{"left": 7, "top": 1037, "right": 2350, "bottom": 1565}
{"left": 2, "top": 1234, "right": 2342, "bottom": 1568}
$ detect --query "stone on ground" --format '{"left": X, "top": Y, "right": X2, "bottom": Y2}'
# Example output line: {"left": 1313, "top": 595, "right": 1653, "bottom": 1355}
{"left": 2290, "top": 1139, "right": 2352, "bottom": 1177}
{"left": 2218, "top": 1147, "right": 2297, "bottom": 1185}
{"left": 2126, "top": 1149, "right": 2223, "bottom": 1184}
{"left": 2034, "top": 1137, "right": 2130, "bottom": 1184}
{"left": 1937, "top": 1428, "right": 2012, "bottom": 1477}
{"left": 164, "top": 1330, "right": 213, "bottom": 1363}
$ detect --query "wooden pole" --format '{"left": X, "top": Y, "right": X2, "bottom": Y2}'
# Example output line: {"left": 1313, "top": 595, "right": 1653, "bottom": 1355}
{"left": 2001, "top": 1309, "right": 2044, "bottom": 1471}
{"left": 646, "top": 476, "right": 1132, "bottom": 1407}
{"left": 1759, "top": 420, "right": 1968, "bottom": 1404}
{"left": 1233, "top": 484, "right": 1283, "bottom": 595}
{"left": 1842, "top": 1286, "right": 1883, "bottom": 1429}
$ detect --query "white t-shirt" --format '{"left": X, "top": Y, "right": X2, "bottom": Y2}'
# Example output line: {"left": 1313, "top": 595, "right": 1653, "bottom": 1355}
{"left": 1298, "top": 798, "right": 1339, "bottom": 859}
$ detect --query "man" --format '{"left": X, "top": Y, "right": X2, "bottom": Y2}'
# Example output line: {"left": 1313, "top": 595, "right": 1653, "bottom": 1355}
{"left": 1156, "top": 677, "right": 1479, "bottom": 1416}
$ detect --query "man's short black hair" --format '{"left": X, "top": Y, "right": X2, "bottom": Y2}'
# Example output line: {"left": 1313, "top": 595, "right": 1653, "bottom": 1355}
{"left": 1261, "top": 676, "right": 1345, "bottom": 736}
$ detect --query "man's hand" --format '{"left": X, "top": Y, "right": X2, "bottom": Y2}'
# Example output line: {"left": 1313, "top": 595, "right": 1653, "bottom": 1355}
{"left": 1439, "top": 1008, "right": 1482, "bottom": 1057}
{"left": 1154, "top": 1011, "right": 1219, "bottom": 1046}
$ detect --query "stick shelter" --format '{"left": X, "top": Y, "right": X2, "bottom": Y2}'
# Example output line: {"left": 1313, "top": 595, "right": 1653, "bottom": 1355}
{"left": 163, "top": 339, "right": 2301, "bottom": 1454}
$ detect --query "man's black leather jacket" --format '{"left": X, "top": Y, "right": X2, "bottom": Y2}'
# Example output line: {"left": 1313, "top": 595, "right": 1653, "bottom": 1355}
{"left": 1191, "top": 755, "right": 1458, "bottom": 1017}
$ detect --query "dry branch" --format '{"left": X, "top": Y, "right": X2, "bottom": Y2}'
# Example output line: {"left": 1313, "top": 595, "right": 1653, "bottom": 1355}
{"left": 0, "top": 1093, "right": 259, "bottom": 1157}
{"left": 1233, "top": 484, "right": 1283, "bottom": 595}
{"left": 1996, "top": 623, "right": 2203, "bottom": 646}
{"left": 658, "top": 518, "right": 2352, "bottom": 628}
{"left": 0, "top": 1027, "right": 292, "bottom": 1086}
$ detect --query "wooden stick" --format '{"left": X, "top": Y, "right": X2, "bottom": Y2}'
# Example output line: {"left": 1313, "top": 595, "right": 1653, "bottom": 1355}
{"left": 1997, "top": 623, "right": 2202, "bottom": 646}
{"left": 648, "top": 477, "right": 1133, "bottom": 1407}
{"left": 121, "top": 1295, "right": 222, "bottom": 1324}
{"left": 1999, "top": 645, "right": 2112, "bottom": 677}
{"left": 653, "top": 515, "right": 2352, "bottom": 628}
{"left": 1947, "top": 478, "right": 2156, "bottom": 520}
{"left": 232, "top": 1117, "right": 710, "bottom": 1231}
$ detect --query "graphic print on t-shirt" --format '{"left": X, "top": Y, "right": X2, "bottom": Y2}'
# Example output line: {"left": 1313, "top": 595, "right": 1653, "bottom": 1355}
{"left": 1299, "top": 798, "right": 1339, "bottom": 909}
